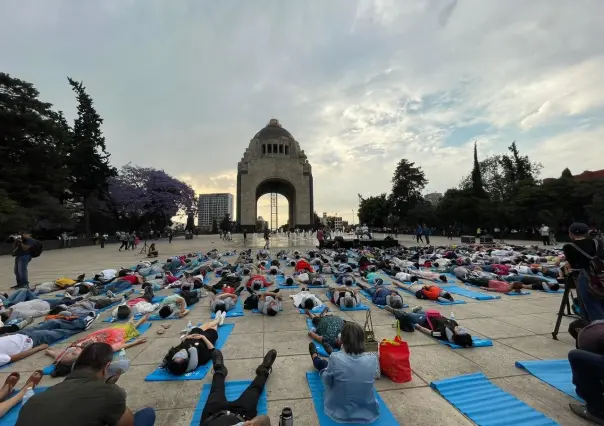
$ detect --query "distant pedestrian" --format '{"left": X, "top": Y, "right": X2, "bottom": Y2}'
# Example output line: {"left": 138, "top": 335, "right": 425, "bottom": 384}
{"left": 118, "top": 232, "right": 128, "bottom": 251}
{"left": 128, "top": 232, "right": 135, "bottom": 249}
{"left": 423, "top": 224, "right": 431, "bottom": 245}
{"left": 264, "top": 229, "right": 270, "bottom": 249}
{"left": 243, "top": 229, "right": 247, "bottom": 242}
{"left": 100, "top": 233, "right": 106, "bottom": 248}
{"left": 134, "top": 235, "right": 140, "bottom": 249}
{"left": 168, "top": 231, "right": 173, "bottom": 243}
{"left": 415, "top": 225, "right": 424, "bottom": 244}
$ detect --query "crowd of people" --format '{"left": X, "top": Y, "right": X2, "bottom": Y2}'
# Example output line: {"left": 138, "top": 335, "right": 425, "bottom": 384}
{"left": 2, "top": 220, "right": 603, "bottom": 425}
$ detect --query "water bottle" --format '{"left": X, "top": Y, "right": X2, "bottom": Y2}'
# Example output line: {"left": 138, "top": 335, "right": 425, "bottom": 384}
{"left": 450, "top": 312, "right": 455, "bottom": 321}
{"left": 116, "top": 349, "right": 127, "bottom": 361}
{"left": 22, "top": 388, "right": 35, "bottom": 405}
{"left": 279, "top": 407, "right": 293, "bottom": 426}
{"left": 187, "top": 320, "right": 192, "bottom": 332}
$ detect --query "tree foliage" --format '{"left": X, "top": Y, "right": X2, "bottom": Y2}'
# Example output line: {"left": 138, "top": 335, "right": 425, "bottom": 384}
{"left": 389, "top": 159, "right": 428, "bottom": 223}
{"left": 358, "top": 194, "right": 391, "bottom": 227}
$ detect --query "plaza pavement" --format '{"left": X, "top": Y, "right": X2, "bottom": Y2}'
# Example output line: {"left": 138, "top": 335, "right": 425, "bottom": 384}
{"left": 0, "top": 235, "right": 589, "bottom": 426}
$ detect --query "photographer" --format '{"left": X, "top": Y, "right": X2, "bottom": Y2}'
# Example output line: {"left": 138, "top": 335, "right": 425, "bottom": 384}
{"left": 563, "top": 222, "right": 604, "bottom": 322}
{"left": 12, "top": 232, "right": 36, "bottom": 289}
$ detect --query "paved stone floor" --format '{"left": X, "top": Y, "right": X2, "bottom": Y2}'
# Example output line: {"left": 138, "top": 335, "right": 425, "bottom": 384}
{"left": 0, "top": 235, "right": 588, "bottom": 425}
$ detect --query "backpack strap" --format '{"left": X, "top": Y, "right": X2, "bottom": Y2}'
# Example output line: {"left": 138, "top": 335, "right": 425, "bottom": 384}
{"left": 571, "top": 243, "right": 595, "bottom": 260}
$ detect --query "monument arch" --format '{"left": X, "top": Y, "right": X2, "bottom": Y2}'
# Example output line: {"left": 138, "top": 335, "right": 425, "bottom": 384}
{"left": 236, "top": 119, "right": 314, "bottom": 231}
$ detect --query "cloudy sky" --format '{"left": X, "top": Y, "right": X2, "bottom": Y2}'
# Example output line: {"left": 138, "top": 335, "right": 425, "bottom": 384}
{"left": 2, "top": 0, "right": 603, "bottom": 226}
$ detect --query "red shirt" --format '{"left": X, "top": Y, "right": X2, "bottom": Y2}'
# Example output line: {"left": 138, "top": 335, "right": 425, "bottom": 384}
{"left": 121, "top": 275, "right": 139, "bottom": 284}
{"left": 247, "top": 275, "right": 271, "bottom": 288}
{"left": 422, "top": 285, "right": 442, "bottom": 300}
{"left": 295, "top": 259, "right": 312, "bottom": 272}
{"left": 488, "top": 280, "right": 510, "bottom": 293}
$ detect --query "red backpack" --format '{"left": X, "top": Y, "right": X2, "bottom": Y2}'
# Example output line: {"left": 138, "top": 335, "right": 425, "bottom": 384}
{"left": 424, "top": 309, "right": 442, "bottom": 330}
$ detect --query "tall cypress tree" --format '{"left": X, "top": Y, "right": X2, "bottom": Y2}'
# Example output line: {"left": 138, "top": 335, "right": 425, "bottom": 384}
{"left": 471, "top": 141, "right": 485, "bottom": 197}
{"left": 67, "top": 77, "right": 116, "bottom": 236}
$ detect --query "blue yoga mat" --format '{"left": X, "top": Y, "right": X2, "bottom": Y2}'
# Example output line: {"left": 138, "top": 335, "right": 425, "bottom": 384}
{"left": 358, "top": 289, "right": 408, "bottom": 309}
{"left": 275, "top": 275, "right": 300, "bottom": 289}
{"left": 515, "top": 359, "right": 583, "bottom": 402}
{"left": 298, "top": 306, "right": 328, "bottom": 314}
{"left": 439, "top": 285, "right": 501, "bottom": 301}
{"left": 211, "top": 298, "right": 244, "bottom": 318}
{"left": 431, "top": 372, "right": 558, "bottom": 426}
{"left": 506, "top": 290, "right": 531, "bottom": 296}
{"left": 145, "top": 323, "right": 234, "bottom": 382}
{"left": 189, "top": 379, "right": 267, "bottom": 426}
{"left": 326, "top": 292, "right": 369, "bottom": 311}
{"left": 146, "top": 299, "right": 200, "bottom": 321}
{"left": 306, "top": 318, "right": 339, "bottom": 357}
{"left": 42, "top": 322, "right": 153, "bottom": 375}
{"left": 306, "top": 372, "right": 399, "bottom": 426}
{"left": 438, "top": 337, "right": 493, "bottom": 349}
{"left": 0, "top": 387, "right": 48, "bottom": 426}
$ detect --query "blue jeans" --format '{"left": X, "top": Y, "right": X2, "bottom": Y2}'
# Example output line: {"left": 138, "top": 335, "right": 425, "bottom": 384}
{"left": 134, "top": 407, "right": 156, "bottom": 426}
{"left": 576, "top": 272, "right": 604, "bottom": 322}
{"left": 313, "top": 356, "right": 329, "bottom": 371}
{"left": 14, "top": 255, "right": 31, "bottom": 286}
{"left": 104, "top": 281, "right": 132, "bottom": 294}
{"left": 5, "top": 289, "right": 37, "bottom": 306}
{"left": 569, "top": 349, "right": 604, "bottom": 418}
{"left": 18, "top": 318, "right": 87, "bottom": 346}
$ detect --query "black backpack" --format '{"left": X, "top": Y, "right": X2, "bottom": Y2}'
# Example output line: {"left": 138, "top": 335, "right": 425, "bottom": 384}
{"left": 243, "top": 294, "right": 259, "bottom": 310}
{"left": 572, "top": 242, "right": 604, "bottom": 299}
{"left": 29, "top": 240, "right": 43, "bottom": 258}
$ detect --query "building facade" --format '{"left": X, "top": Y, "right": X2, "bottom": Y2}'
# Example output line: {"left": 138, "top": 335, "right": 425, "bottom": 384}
{"left": 321, "top": 212, "right": 343, "bottom": 230}
{"left": 198, "top": 193, "right": 234, "bottom": 230}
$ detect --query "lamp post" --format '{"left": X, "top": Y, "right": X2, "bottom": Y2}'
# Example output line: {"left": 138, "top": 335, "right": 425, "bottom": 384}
{"left": 352, "top": 210, "right": 355, "bottom": 226}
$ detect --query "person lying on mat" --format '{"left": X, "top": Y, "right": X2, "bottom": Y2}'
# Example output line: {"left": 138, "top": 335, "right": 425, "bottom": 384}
{"left": 359, "top": 270, "right": 384, "bottom": 286}
{"left": 199, "top": 348, "right": 276, "bottom": 426}
{"left": 31, "top": 273, "right": 86, "bottom": 294}
{"left": 47, "top": 292, "right": 133, "bottom": 319}
{"left": 290, "top": 290, "right": 323, "bottom": 310}
{"left": 0, "top": 370, "right": 43, "bottom": 419}
{"left": 209, "top": 293, "right": 240, "bottom": 315}
{"left": 333, "top": 273, "right": 356, "bottom": 286}
{"left": 0, "top": 312, "right": 99, "bottom": 367}
{"left": 329, "top": 286, "right": 361, "bottom": 309}
{"left": 255, "top": 291, "right": 284, "bottom": 316}
{"left": 295, "top": 272, "right": 325, "bottom": 287}
{"left": 465, "top": 278, "right": 525, "bottom": 293}
{"left": 413, "top": 270, "right": 448, "bottom": 283}
{"left": 161, "top": 316, "right": 225, "bottom": 375}
{"left": 503, "top": 275, "right": 562, "bottom": 291}
{"left": 267, "top": 265, "right": 284, "bottom": 280}
{"left": 16, "top": 343, "right": 156, "bottom": 426}
{"left": 306, "top": 307, "right": 345, "bottom": 350}
{"left": 356, "top": 282, "right": 405, "bottom": 308}
{"left": 157, "top": 291, "right": 200, "bottom": 319}
{"left": 246, "top": 274, "right": 272, "bottom": 291}
{"left": 295, "top": 258, "right": 313, "bottom": 272}
{"left": 279, "top": 275, "right": 296, "bottom": 286}
{"left": 45, "top": 314, "right": 149, "bottom": 377}
{"left": 308, "top": 322, "right": 379, "bottom": 424}
{"left": 385, "top": 306, "right": 473, "bottom": 347}
{"left": 381, "top": 268, "right": 419, "bottom": 283}
{"left": 0, "top": 290, "right": 91, "bottom": 322}
{"left": 393, "top": 281, "right": 456, "bottom": 303}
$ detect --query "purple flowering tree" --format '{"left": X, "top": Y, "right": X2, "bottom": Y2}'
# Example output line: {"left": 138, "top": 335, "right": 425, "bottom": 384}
{"left": 108, "top": 164, "right": 196, "bottom": 230}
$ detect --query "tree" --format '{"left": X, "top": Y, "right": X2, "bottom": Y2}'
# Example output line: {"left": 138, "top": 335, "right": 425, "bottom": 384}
{"left": 0, "top": 73, "right": 72, "bottom": 235}
{"left": 211, "top": 219, "right": 218, "bottom": 234}
{"left": 108, "top": 164, "right": 196, "bottom": 230}
{"left": 313, "top": 211, "right": 321, "bottom": 226}
{"left": 471, "top": 142, "right": 486, "bottom": 197}
{"left": 358, "top": 194, "right": 392, "bottom": 227}
{"left": 220, "top": 213, "right": 231, "bottom": 232}
{"left": 186, "top": 213, "right": 196, "bottom": 230}
{"left": 389, "top": 159, "right": 428, "bottom": 224}
{"left": 66, "top": 78, "right": 116, "bottom": 236}
{"left": 561, "top": 168, "right": 573, "bottom": 179}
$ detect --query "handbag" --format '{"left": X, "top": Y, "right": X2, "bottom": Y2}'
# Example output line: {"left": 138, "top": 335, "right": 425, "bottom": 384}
{"left": 379, "top": 320, "right": 412, "bottom": 383}
{"left": 363, "top": 310, "right": 381, "bottom": 379}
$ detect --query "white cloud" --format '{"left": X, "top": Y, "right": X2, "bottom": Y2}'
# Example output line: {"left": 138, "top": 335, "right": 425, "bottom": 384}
{"left": 2, "top": 0, "right": 603, "bottom": 226}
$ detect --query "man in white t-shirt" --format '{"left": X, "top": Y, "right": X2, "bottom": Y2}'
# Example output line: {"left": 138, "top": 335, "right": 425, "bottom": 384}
{"left": 540, "top": 225, "right": 550, "bottom": 246}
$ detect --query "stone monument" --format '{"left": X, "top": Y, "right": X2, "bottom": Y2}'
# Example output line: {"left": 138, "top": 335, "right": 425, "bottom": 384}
{"left": 236, "top": 119, "right": 314, "bottom": 231}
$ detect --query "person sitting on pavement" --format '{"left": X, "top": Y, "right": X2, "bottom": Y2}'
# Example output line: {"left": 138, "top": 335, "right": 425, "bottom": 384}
{"left": 356, "top": 282, "right": 405, "bottom": 308}
{"left": 308, "top": 322, "right": 379, "bottom": 424}
{"left": 0, "top": 312, "right": 98, "bottom": 367}
{"left": 16, "top": 342, "right": 156, "bottom": 426}
{"left": 199, "top": 349, "right": 276, "bottom": 426}
{"left": 306, "top": 307, "right": 345, "bottom": 350}
{"left": 385, "top": 305, "right": 473, "bottom": 347}
{"left": 45, "top": 314, "right": 149, "bottom": 377}
{"left": 147, "top": 242, "right": 159, "bottom": 258}
{"left": 0, "top": 371, "right": 43, "bottom": 418}
{"left": 290, "top": 289, "right": 324, "bottom": 310}
{"left": 329, "top": 286, "right": 361, "bottom": 309}
{"left": 162, "top": 316, "right": 225, "bottom": 375}
{"left": 567, "top": 319, "right": 604, "bottom": 425}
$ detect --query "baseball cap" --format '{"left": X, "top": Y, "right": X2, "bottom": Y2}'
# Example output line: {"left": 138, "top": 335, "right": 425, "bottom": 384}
{"left": 569, "top": 222, "right": 589, "bottom": 235}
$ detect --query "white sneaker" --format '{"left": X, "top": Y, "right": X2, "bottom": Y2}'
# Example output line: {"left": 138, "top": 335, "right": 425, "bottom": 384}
{"left": 84, "top": 313, "right": 99, "bottom": 330}
{"left": 106, "top": 290, "right": 116, "bottom": 299}
{"left": 215, "top": 310, "right": 222, "bottom": 321}
{"left": 219, "top": 311, "right": 227, "bottom": 325}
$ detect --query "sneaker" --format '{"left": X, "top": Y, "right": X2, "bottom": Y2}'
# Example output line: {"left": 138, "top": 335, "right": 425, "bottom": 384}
{"left": 215, "top": 310, "right": 222, "bottom": 322}
{"left": 256, "top": 349, "right": 277, "bottom": 376}
{"left": 220, "top": 311, "right": 227, "bottom": 325}
{"left": 106, "top": 290, "right": 116, "bottom": 298}
{"left": 63, "top": 292, "right": 73, "bottom": 300}
{"left": 569, "top": 403, "right": 604, "bottom": 426}
{"left": 84, "top": 313, "right": 99, "bottom": 330}
{"left": 322, "top": 342, "right": 334, "bottom": 355}
{"left": 411, "top": 306, "right": 422, "bottom": 313}
{"left": 16, "top": 316, "right": 34, "bottom": 330}
{"left": 308, "top": 342, "right": 318, "bottom": 357}
{"left": 123, "top": 289, "right": 134, "bottom": 299}
{"left": 211, "top": 349, "right": 228, "bottom": 376}
{"left": 273, "top": 288, "right": 280, "bottom": 293}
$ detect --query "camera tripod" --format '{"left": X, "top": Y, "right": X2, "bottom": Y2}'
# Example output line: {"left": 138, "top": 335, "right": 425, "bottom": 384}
{"left": 139, "top": 239, "right": 149, "bottom": 254}
{"left": 552, "top": 273, "right": 580, "bottom": 340}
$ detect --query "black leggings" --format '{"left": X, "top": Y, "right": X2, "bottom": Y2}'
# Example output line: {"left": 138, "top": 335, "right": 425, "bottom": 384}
{"left": 201, "top": 371, "right": 268, "bottom": 422}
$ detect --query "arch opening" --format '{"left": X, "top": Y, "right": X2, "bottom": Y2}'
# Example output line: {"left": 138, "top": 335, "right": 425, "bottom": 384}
{"left": 255, "top": 178, "right": 296, "bottom": 230}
